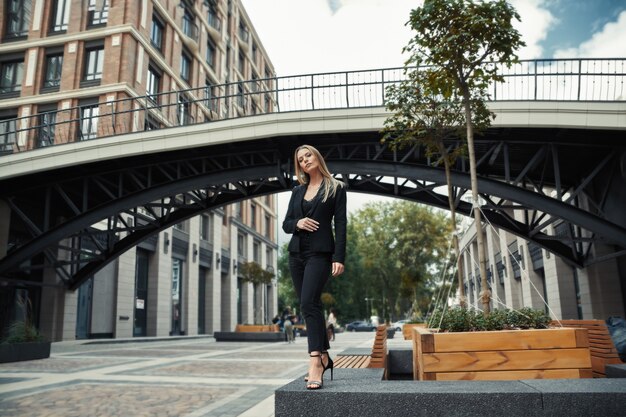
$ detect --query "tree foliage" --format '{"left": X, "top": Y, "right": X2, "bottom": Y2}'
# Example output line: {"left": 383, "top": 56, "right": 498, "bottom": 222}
{"left": 240, "top": 261, "right": 274, "bottom": 286}
{"left": 389, "top": 0, "right": 525, "bottom": 313}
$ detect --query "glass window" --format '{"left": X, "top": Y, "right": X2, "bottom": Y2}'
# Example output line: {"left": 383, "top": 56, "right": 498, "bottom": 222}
{"left": 250, "top": 203, "right": 256, "bottom": 228}
{"left": 238, "top": 52, "right": 245, "bottom": 75}
{"left": 83, "top": 46, "right": 104, "bottom": 81}
{"left": 253, "top": 240, "right": 260, "bottom": 263}
{"left": 146, "top": 66, "right": 160, "bottom": 103}
{"left": 177, "top": 94, "right": 191, "bottom": 126}
{"left": 0, "top": 60, "right": 23, "bottom": 94}
{"left": 204, "top": 80, "right": 214, "bottom": 111}
{"left": 237, "top": 83, "right": 245, "bottom": 108}
{"left": 43, "top": 53, "right": 63, "bottom": 88}
{"left": 37, "top": 109, "right": 56, "bottom": 147}
{"left": 206, "top": 39, "right": 216, "bottom": 68}
{"left": 234, "top": 202, "right": 242, "bottom": 219}
{"left": 0, "top": 116, "right": 17, "bottom": 151}
{"left": 51, "top": 0, "right": 70, "bottom": 32}
{"left": 237, "top": 233, "right": 246, "bottom": 257}
{"left": 207, "top": 5, "right": 220, "bottom": 31}
{"left": 266, "top": 247, "right": 273, "bottom": 268}
{"left": 150, "top": 14, "right": 164, "bottom": 50}
{"left": 265, "top": 214, "right": 271, "bottom": 238}
{"left": 200, "top": 215, "right": 212, "bottom": 242}
{"left": 88, "top": 0, "right": 109, "bottom": 26}
{"left": 5, "top": 0, "right": 31, "bottom": 38}
{"left": 180, "top": 50, "right": 191, "bottom": 82}
{"left": 79, "top": 103, "right": 99, "bottom": 140}
{"left": 182, "top": 8, "right": 196, "bottom": 40}
{"left": 144, "top": 115, "right": 159, "bottom": 131}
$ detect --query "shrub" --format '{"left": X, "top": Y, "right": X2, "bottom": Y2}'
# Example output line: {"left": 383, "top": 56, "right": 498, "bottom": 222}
{"left": 431, "top": 307, "right": 551, "bottom": 332}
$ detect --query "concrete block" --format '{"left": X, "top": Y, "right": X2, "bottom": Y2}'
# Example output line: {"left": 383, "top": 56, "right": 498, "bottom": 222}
{"left": 606, "top": 364, "right": 626, "bottom": 378}
{"left": 388, "top": 348, "right": 413, "bottom": 377}
{"left": 213, "top": 331, "right": 285, "bottom": 342}
{"left": 523, "top": 379, "right": 626, "bottom": 417}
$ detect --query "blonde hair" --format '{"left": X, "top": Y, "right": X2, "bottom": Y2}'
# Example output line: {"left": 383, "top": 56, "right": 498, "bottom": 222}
{"left": 294, "top": 144, "right": 344, "bottom": 203}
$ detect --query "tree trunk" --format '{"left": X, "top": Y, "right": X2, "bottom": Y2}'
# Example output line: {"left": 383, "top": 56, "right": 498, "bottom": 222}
{"left": 462, "top": 92, "right": 490, "bottom": 314}
{"left": 438, "top": 142, "right": 466, "bottom": 308}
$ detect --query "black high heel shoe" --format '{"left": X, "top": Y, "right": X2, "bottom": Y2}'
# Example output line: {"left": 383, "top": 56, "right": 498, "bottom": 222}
{"left": 306, "top": 353, "right": 325, "bottom": 390}
{"left": 323, "top": 353, "right": 334, "bottom": 381}
{"left": 304, "top": 351, "right": 332, "bottom": 382}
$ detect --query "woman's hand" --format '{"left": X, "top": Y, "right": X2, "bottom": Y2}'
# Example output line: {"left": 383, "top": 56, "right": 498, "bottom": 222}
{"left": 331, "top": 262, "right": 344, "bottom": 277}
{"left": 296, "top": 217, "right": 319, "bottom": 232}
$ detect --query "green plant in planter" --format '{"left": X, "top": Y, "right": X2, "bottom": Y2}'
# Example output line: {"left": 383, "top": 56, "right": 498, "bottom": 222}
{"left": 3, "top": 320, "right": 44, "bottom": 344}
{"left": 429, "top": 307, "right": 551, "bottom": 332}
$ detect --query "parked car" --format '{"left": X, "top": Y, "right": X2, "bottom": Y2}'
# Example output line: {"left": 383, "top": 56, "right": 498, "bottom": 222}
{"left": 391, "top": 319, "right": 409, "bottom": 331}
{"left": 346, "top": 320, "right": 376, "bottom": 332}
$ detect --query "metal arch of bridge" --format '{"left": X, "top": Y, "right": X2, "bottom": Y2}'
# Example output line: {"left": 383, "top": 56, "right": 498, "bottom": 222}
{"left": 1, "top": 132, "right": 625, "bottom": 290}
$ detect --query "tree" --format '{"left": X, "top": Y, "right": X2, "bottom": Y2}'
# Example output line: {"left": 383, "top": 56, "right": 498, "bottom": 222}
{"left": 276, "top": 244, "right": 298, "bottom": 313}
{"left": 240, "top": 261, "right": 275, "bottom": 285}
{"left": 351, "top": 201, "right": 452, "bottom": 320}
{"left": 384, "top": 66, "right": 492, "bottom": 307}
{"left": 400, "top": 0, "right": 525, "bottom": 312}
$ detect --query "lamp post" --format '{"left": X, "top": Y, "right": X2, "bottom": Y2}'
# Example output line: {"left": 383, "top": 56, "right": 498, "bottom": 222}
{"left": 364, "top": 297, "right": 377, "bottom": 320}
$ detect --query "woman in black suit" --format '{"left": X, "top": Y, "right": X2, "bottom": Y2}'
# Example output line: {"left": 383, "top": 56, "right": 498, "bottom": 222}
{"left": 282, "top": 144, "right": 347, "bottom": 390}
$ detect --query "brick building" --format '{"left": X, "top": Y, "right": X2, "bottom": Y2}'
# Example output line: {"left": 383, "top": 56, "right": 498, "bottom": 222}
{"left": 0, "top": 0, "right": 279, "bottom": 341}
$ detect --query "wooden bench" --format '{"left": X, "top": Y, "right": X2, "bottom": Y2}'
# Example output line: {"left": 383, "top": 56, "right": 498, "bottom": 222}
{"left": 556, "top": 319, "right": 624, "bottom": 378}
{"left": 335, "top": 325, "right": 388, "bottom": 376}
{"left": 235, "top": 324, "right": 279, "bottom": 332}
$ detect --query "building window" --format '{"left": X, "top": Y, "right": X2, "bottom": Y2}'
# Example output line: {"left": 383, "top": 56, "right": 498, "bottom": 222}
{"left": 181, "top": 7, "right": 197, "bottom": 41}
{"left": 237, "top": 232, "right": 246, "bottom": 257}
{"left": 204, "top": 80, "right": 214, "bottom": 111}
{"left": 250, "top": 203, "right": 256, "bottom": 228}
{"left": 87, "top": 0, "right": 109, "bottom": 26}
{"left": 265, "top": 214, "right": 271, "bottom": 238}
{"left": 234, "top": 202, "right": 242, "bottom": 220}
{"left": 238, "top": 22, "right": 249, "bottom": 42}
{"left": 200, "top": 215, "right": 212, "bottom": 242}
{"left": 83, "top": 44, "right": 104, "bottom": 82}
{"left": 43, "top": 53, "right": 63, "bottom": 89}
{"left": 0, "top": 115, "right": 17, "bottom": 152}
{"left": 237, "top": 52, "right": 245, "bottom": 75}
{"left": 146, "top": 65, "right": 161, "bottom": 103}
{"left": 206, "top": 39, "right": 216, "bottom": 69}
{"left": 5, "top": 0, "right": 31, "bottom": 38}
{"left": 150, "top": 14, "right": 164, "bottom": 51}
{"left": 174, "top": 221, "right": 187, "bottom": 232}
{"left": 144, "top": 114, "right": 159, "bottom": 131}
{"left": 177, "top": 94, "right": 191, "bottom": 126}
{"left": 237, "top": 83, "right": 245, "bottom": 108}
{"left": 207, "top": 5, "right": 220, "bottom": 31}
{"left": 253, "top": 240, "right": 260, "bottom": 263}
{"left": 50, "top": 0, "right": 70, "bottom": 32}
{"left": 79, "top": 102, "right": 99, "bottom": 140}
{"left": 36, "top": 107, "right": 56, "bottom": 147}
{"left": 266, "top": 247, "right": 273, "bottom": 268}
{"left": 180, "top": 49, "right": 191, "bottom": 83}
{"left": 0, "top": 59, "right": 24, "bottom": 95}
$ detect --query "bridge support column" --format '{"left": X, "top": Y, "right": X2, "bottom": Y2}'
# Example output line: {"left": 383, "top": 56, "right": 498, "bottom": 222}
{"left": 115, "top": 248, "right": 136, "bottom": 338}
{"left": 184, "top": 217, "right": 200, "bottom": 336}
{"left": 148, "top": 232, "right": 172, "bottom": 337}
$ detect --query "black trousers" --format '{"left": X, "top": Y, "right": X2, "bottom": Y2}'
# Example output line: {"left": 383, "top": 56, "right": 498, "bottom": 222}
{"left": 289, "top": 249, "right": 332, "bottom": 353}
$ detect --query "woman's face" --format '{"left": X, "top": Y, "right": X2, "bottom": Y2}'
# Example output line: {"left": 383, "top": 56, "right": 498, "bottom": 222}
{"left": 296, "top": 148, "right": 319, "bottom": 175}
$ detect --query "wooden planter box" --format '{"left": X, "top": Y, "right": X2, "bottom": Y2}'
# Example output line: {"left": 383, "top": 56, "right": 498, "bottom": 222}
{"left": 0, "top": 341, "right": 51, "bottom": 363}
{"left": 412, "top": 327, "right": 592, "bottom": 381}
{"left": 235, "top": 324, "right": 279, "bottom": 332}
{"left": 402, "top": 323, "right": 426, "bottom": 340}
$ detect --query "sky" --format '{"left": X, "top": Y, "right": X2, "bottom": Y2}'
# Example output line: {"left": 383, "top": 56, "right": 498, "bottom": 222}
{"left": 239, "top": 0, "right": 626, "bottom": 241}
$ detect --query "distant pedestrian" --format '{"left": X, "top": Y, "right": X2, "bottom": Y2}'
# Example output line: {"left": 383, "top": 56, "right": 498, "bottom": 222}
{"left": 284, "top": 315, "right": 294, "bottom": 343}
{"left": 327, "top": 308, "right": 337, "bottom": 341}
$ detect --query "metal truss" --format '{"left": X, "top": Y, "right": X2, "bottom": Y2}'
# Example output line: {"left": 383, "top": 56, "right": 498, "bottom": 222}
{"left": 1, "top": 128, "right": 625, "bottom": 289}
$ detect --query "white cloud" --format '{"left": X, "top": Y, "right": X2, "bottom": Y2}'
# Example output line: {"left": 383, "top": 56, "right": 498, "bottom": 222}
{"left": 242, "top": 0, "right": 414, "bottom": 76}
{"left": 554, "top": 10, "right": 626, "bottom": 58}
{"left": 509, "top": 0, "right": 556, "bottom": 59}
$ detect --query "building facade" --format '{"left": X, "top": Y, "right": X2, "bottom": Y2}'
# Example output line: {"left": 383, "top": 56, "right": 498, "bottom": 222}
{"left": 0, "top": 0, "right": 279, "bottom": 341}
{"left": 458, "top": 204, "right": 625, "bottom": 320}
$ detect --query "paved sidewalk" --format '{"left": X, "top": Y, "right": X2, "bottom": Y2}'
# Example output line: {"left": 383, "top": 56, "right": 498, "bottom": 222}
{"left": 0, "top": 331, "right": 390, "bottom": 417}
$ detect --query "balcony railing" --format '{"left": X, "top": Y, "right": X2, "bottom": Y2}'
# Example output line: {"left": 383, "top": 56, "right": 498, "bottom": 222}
{"left": 1, "top": 58, "right": 624, "bottom": 155}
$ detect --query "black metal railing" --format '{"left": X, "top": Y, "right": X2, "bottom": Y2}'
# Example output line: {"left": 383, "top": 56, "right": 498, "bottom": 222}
{"left": 1, "top": 58, "right": 624, "bottom": 156}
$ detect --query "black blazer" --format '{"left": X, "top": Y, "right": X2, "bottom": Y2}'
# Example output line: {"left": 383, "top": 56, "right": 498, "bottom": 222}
{"left": 282, "top": 183, "right": 347, "bottom": 264}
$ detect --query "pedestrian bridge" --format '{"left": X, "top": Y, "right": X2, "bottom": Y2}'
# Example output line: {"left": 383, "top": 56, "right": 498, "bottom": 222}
{"left": 0, "top": 59, "right": 625, "bottom": 289}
